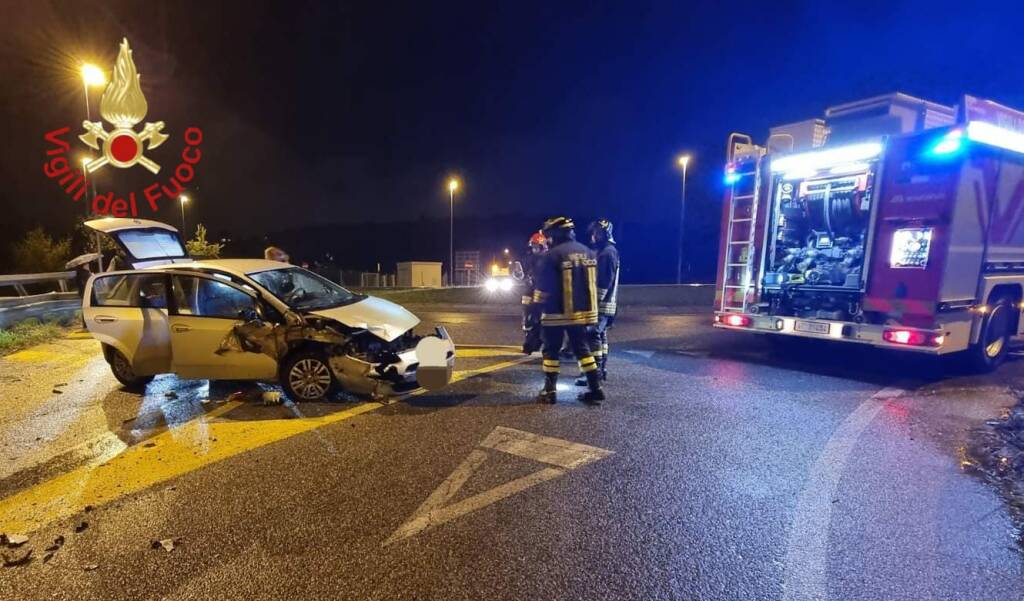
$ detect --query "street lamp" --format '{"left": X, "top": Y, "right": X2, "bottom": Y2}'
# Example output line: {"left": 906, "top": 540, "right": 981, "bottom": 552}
{"left": 448, "top": 178, "right": 459, "bottom": 286}
{"left": 81, "top": 63, "right": 106, "bottom": 270}
{"left": 179, "top": 194, "right": 189, "bottom": 235}
{"left": 676, "top": 154, "right": 691, "bottom": 285}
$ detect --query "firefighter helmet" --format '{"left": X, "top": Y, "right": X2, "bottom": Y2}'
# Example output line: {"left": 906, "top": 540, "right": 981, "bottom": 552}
{"left": 528, "top": 230, "right": 547, "bottom": 248}
{"left": 541, "top": 216, "right": 575, "bottom": 233}
{"left": 588, "top": 219, "right": 615, "bottom": 244}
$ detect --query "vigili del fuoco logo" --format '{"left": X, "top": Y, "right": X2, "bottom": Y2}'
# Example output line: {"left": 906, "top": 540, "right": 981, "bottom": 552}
{"left": 42, "top": 38, "right": 203, "bottom": 217}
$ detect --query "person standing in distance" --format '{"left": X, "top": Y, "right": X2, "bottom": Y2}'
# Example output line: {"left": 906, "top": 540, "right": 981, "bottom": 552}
{"left": 577, "top": 219, "right": 619, "bottom": 384}
{"left": 532, "top": 217, "right": 605, "bottom": 405}
{"left": 521, "top": 230, "right": 548, "bottom": 354}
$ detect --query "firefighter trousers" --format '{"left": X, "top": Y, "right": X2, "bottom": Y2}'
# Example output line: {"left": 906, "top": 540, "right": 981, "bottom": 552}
{"left": 586, "top": 314, "right": 615, "bottom": 372}
{"left": 541, "top": 325, "right": 597, "bottom": 382}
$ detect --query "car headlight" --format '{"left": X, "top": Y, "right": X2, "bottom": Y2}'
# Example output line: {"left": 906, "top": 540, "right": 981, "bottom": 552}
{"left": 890, "top": 227, "right": 933, "bottom": 268}
{"left": 499, "top": 278, "right": 513, "bottom": 291}
{"left": 484, "top": 278, "right": 499, "bottom": 292}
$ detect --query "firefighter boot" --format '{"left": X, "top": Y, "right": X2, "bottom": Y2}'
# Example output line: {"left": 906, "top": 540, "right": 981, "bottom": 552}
{"left": 536, "top": 373, "right": 558, "bottom": 404}
{"left": 577, "top": 370, "right": 605, "bottom": 405}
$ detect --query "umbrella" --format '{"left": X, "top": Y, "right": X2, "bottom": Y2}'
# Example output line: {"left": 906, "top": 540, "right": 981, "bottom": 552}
{"left": 65, "top": 253, "right": 102, "bottom": 269}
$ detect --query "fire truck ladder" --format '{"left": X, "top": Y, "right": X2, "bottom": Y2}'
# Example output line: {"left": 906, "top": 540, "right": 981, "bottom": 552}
{"left": 720, "top": 158, "right": 762, "bottom": 313}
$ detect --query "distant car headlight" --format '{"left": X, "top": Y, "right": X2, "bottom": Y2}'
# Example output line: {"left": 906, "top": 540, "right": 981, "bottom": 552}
{"left": 499, "top": 278, "right": 513, "bottom": 291}
{"left": 484, "top": 278, "right": 500, "bottom": 292}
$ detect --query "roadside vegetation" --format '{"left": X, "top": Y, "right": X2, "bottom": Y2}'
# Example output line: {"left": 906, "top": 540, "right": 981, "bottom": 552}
{"left": 11, "top": 227, "right": 71, "bottom": 273}
{"left": 0, "top": 317, "right": 74, "bottom": 356}
{"left": 962, "top": 395, "right": 1024, "bottom": 547}
{"left": 185, "top": 224, "right": 225, "bottom": 259}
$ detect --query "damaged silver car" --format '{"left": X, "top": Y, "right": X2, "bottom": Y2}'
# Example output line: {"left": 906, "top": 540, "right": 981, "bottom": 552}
{"left": 81, "top": 218, "right": 455, "bottom": 401}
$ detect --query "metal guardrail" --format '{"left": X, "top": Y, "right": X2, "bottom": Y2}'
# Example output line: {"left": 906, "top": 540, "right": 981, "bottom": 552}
{"left": 0, "top": 271, "right": 75, "bottom": 296}
{"left": 0, "top": 272, "right": 80, "bottom": 329}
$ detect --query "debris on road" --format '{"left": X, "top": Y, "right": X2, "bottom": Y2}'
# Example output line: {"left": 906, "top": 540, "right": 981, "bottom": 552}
{"left": 83, "top": 563, "right": 99, "bottom": 571}
{"left": 150, "top": 537, "right": 181, "bottom": 552}
{"left": 42, "top": 535, "right": 64, "bottom": 564}
{"left": 262, "top": 391, "right": 282, "bottom": 405}
{"left": 963, "top": 394, "right": 1024, "bottom": 545}
{"left": 75, "top": 521, "right": 89, "bottom": 533}
{"left": 51, "top": 388, "right": 63, "bottom": 394}
{"left": 5, "top": 533, "right": 29, "bottom": 547}
{"left": 2, "top": 548, "right": 32, "bottom": 567}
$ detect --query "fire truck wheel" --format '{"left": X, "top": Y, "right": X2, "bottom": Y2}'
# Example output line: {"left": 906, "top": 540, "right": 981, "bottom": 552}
{"left": 968, "top": 295, "right": 1015, "bottom": 372}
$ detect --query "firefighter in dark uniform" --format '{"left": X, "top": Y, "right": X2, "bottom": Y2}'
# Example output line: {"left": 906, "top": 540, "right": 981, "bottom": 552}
{"left": 521, "top": 231, "right": 548, "bottom": 354}
{"left": 579, "top": 219, "right": 619, "bottom": 383}
{"left": 532, "top": 217, "right": 605, "bottom": 405}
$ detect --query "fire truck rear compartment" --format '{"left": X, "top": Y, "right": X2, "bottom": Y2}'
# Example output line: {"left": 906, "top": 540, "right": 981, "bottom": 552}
{"left": 760, "top": 173, "right": 873, "bottom": 321}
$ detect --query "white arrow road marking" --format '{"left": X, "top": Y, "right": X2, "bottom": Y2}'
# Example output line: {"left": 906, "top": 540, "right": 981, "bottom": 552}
{"left": 385, "top": 426, "right": 613, "bottom": 545}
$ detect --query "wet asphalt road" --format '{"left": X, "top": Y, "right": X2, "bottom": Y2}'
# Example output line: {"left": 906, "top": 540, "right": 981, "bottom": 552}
{"left": 1, "top": 307, "right": 1022, "bottom": 600}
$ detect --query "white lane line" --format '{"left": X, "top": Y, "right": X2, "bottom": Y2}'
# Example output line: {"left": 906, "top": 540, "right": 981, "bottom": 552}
{"left": 623, "top": 349, "right": 655, "bottom": 359}
{"left": 782, "top": 386, "right": 904, "bottom": 601}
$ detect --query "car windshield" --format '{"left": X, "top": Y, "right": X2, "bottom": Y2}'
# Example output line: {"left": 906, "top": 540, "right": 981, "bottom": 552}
{"left": 249, "top": 267, "right": 358, "bottom": 311}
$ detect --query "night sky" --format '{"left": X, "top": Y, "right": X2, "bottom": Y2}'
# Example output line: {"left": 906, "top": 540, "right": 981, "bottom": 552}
{"left": 2, "top": 0, "right": 1023, "bottom": 277}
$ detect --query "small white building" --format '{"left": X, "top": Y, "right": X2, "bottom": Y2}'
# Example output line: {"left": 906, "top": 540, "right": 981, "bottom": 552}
{"left": 397, "top": 261, "right": 442, "bottom": 288}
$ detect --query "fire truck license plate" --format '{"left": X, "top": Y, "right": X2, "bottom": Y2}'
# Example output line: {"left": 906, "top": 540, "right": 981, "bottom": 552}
{"left": 794, "top": 320, "right": 829, "bottom": 334}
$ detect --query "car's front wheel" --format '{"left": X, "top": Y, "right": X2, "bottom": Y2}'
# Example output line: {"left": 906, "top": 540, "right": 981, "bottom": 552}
{"left": 104, "top": 345, "right": 154, "bottom": 389}
{"left": 281, "top": 351, "right": 336, "bottom": 402}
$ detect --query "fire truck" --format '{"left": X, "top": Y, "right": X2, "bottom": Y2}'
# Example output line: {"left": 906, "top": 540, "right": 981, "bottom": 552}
{"left": 713, "top": 93, "right": 1024, "bottom": 370}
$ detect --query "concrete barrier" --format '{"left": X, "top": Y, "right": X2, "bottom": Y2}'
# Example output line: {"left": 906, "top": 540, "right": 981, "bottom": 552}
{"left": 355, "top": 284, "right": 715, "bottom": 309}
{"left": 618, "top": 284, "right": 714, "bottom": 307}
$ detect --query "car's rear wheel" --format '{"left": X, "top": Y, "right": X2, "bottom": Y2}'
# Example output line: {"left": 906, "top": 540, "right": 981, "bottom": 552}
{"left": 105, "top": 345, "right": 154, "bottom": 389}
{"left": 968, "top": 295, "right": 1016, "bottom": 372}
{"left": 281, "top": 351, "right": 336, "bottom": 402}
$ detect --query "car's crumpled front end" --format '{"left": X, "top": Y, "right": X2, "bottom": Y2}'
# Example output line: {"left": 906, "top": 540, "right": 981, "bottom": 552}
{"left": 328, "top": 324, "right": 455, "bottom": 398}
{"left": 216, "top": 304, "right": 455, "bottom": 399}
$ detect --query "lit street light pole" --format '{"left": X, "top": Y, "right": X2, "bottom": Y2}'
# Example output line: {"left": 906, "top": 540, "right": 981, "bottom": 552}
{"left": 179, "top": 194, "right": 190, "bottom": 235}
{"left": 676, "top": 154, "right": 691, "bottom": 285}
{"left": 448, "top": 178, "right": 459, "bottom": 286}
{"left": 81, "top": 63, "right": 106, "bottom": 270}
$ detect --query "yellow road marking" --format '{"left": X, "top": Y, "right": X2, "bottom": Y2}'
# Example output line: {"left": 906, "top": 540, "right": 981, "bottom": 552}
{"left": 5, "top": 349, "right": 65, "bottom": 363}
{"left": 457, "top": 348, "right": 523, "bottom": 358}
{"left": 0, "top": 355, "right": 537, "bottom": 534}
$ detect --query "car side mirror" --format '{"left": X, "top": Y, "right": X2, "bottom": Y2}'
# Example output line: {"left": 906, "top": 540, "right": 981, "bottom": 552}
{"left": 238, "top": 306, "right": 261, "bottom": 323}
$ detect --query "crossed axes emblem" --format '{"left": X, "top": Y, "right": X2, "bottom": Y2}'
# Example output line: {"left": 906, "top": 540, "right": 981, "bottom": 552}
{"left": 80, "top": 120, "right": 168, "bottom": 175}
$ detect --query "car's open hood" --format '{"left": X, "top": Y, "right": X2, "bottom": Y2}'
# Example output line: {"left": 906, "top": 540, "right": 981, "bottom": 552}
{"left": 308, "top": 295, "right": 420, "bottom": 342}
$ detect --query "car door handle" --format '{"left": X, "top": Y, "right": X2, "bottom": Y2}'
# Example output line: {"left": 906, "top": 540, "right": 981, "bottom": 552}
{"left": 172, "top": 324, "right": 192, "bottom": 333}
{"left": 94, "top": 315, "right": 118, "bottom": 323}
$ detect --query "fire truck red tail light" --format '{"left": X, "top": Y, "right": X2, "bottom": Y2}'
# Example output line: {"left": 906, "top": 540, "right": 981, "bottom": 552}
{"left": 723, "top": 314, "right": 752, "bottom": 327}
{"left": 883, "top": 329, "right": 943, "bottom": 347}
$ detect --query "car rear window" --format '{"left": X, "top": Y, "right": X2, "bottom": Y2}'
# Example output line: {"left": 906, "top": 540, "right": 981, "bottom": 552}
{"left": 116, "top": 229, "right": 186, "bottom": 260}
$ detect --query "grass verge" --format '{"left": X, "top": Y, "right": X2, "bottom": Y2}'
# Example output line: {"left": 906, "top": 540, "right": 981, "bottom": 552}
{"left": 0, "top": 317, "right": 75, "bottom": 356}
